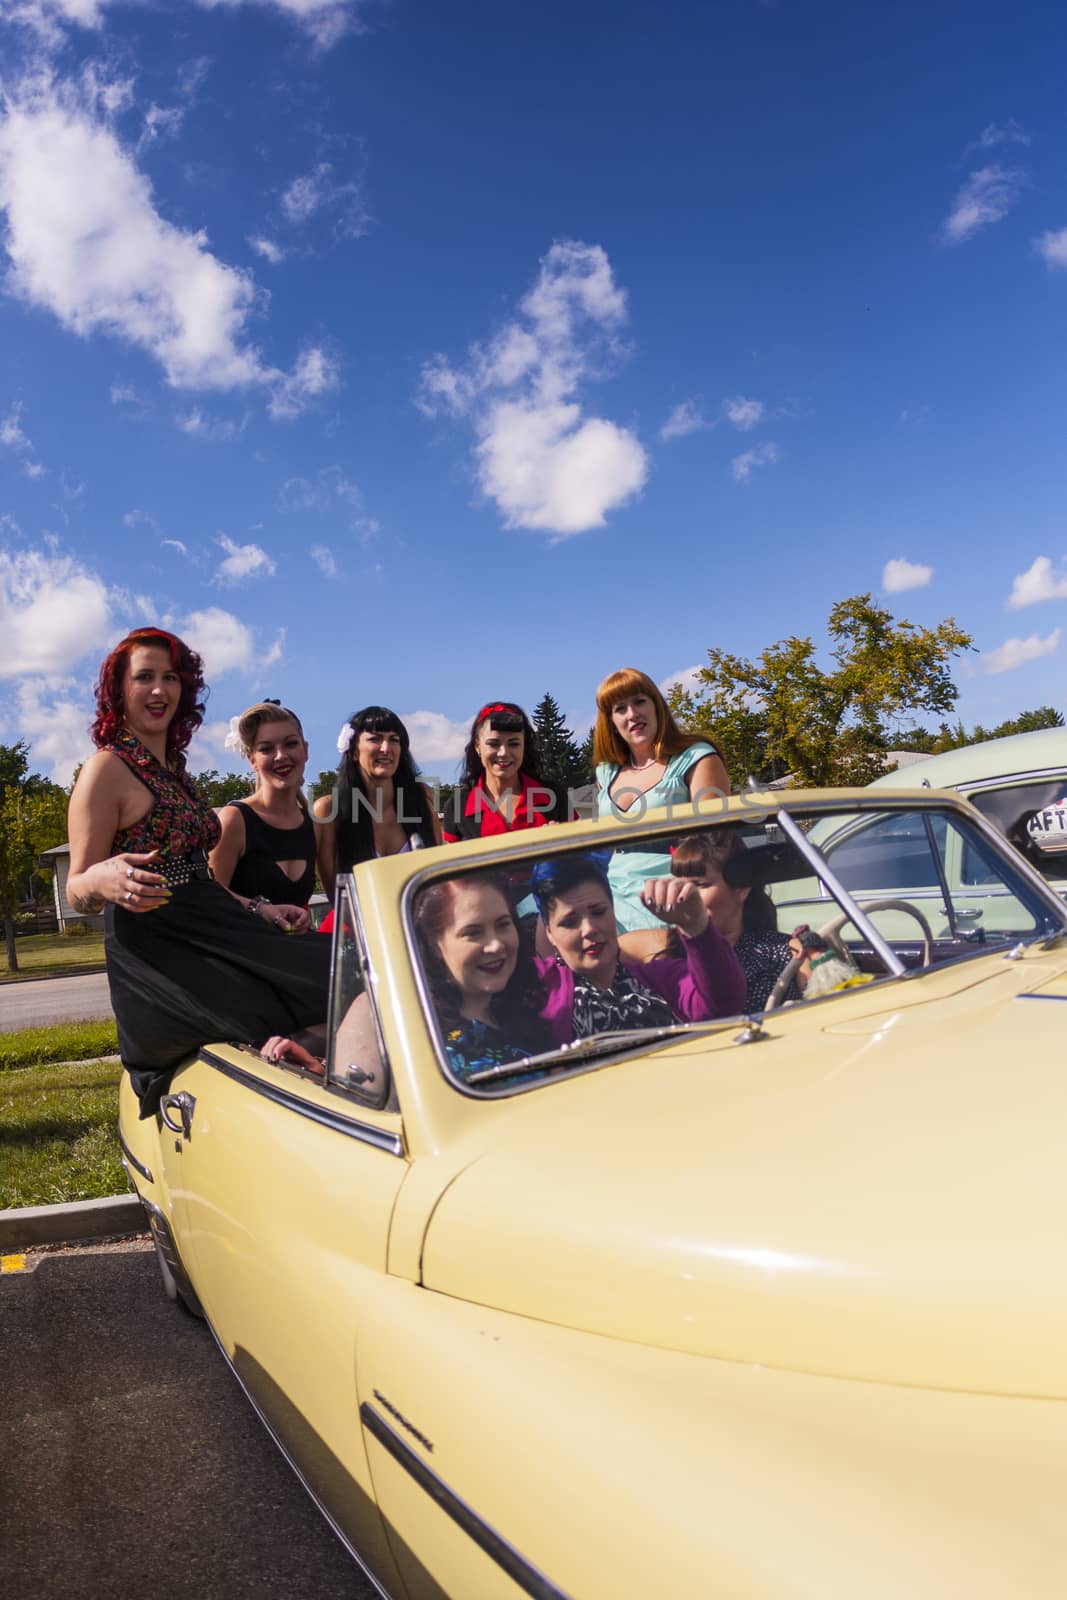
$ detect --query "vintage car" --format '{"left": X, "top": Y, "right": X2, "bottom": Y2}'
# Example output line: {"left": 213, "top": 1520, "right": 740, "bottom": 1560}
{"left": 770, "top": 728, "right": 1067, "bottom": 951}
{"left": 118, "top": 787, "right": 1067, "bottom": 1600}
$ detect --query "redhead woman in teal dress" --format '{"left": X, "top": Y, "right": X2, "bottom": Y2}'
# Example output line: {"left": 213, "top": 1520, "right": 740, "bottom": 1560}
{"left": 593, "top": 667, "right": 730, "bottom": 961}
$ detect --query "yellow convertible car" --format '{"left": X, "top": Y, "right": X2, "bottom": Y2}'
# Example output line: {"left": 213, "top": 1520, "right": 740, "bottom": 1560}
{"left": 119, "top": 788, "right": 1067, "bottom": 1600}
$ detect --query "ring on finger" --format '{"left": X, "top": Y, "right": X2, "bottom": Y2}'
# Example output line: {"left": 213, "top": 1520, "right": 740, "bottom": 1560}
{"left": 125, "top": 890, "right": 133, "bottom": 902}
{"left": 126, "top": 866, "right": 135, "bottom": 879}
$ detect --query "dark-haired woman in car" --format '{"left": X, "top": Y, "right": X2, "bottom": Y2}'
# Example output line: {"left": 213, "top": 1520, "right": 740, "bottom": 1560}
{"left": 442, "top": 701, "right": 555, "bottom": 843}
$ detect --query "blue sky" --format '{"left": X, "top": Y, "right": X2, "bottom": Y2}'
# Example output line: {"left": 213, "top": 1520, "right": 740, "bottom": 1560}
{"left": 1, "top": 0, "right": 1065, "bottom": 785}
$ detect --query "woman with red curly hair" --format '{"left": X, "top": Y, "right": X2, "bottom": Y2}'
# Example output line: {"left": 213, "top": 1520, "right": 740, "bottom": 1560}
{"left": 67, "top": 628, "right": 330, "bottom": 1117}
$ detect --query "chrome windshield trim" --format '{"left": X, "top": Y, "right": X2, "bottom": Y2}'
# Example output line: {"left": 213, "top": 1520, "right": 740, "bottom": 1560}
{"left": 360, "top": 1402, "right": 574, "bottom": 1600}
{"left": 199, "top": 1049, "right": 404, "bottom": 1156}
{"left": 774, "top": 807, "right": 906, "bottom": 978}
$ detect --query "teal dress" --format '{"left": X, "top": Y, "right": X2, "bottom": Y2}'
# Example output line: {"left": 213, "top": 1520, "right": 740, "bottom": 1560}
{"left": 595, "top": 743, "right": 721, "bottom": 932}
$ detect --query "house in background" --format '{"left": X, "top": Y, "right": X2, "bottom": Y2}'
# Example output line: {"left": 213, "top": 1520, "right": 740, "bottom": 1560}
{"left": 38, "top": 844, "right": 105, "bottom": 932}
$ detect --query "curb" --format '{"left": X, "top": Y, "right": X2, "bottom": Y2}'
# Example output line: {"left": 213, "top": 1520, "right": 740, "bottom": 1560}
{"left": 0, "top": 964, "right": 109, "bottom": 986}
{"left": 0, "top": 1194, "right": 147, "bottom": 1250}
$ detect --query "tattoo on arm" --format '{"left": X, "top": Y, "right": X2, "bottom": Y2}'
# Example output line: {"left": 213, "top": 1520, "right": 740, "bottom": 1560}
{"left": 68, "top": 887, "right": 105, "bottom": 915}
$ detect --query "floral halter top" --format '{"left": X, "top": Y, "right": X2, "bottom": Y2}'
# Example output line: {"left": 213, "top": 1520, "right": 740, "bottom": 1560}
{"left": 108, "top": 731, "right": 222, "bottom": 859}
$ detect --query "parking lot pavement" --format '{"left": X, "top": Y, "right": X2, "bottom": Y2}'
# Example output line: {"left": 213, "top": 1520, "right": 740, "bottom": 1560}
{"left": 0, "top": 1238, "right": 378, "bottom": 1600}
{"left": 0, "top": 972, "right": 113, "bottom": 1032}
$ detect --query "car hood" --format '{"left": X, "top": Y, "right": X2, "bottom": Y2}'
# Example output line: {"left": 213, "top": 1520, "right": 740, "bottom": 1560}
{"left": 422, "top": 957, "right": 1067, "bottom": 1397}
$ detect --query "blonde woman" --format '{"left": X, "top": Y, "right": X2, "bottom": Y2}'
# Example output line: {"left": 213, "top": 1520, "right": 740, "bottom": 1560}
{"left": 209, "top": 700, "right": 317, "bottom": 934}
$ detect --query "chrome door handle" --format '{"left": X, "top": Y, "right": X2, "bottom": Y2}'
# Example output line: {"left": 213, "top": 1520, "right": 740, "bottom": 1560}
{"left": 160, "top": 1091, "right": 197, "bottom": 1138}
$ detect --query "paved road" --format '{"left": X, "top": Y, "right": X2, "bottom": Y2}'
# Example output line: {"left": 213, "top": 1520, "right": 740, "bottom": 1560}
{"left": 0, "top": 972, "right": 113, "bottom": 1032}
{"left": 0, "top": 1239, "right": 377, "bottom": 1599}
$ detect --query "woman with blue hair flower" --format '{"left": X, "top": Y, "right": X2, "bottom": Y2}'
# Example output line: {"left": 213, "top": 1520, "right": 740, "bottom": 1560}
{"left": 531, "top": 853, "right": 745, "bottom": 1045}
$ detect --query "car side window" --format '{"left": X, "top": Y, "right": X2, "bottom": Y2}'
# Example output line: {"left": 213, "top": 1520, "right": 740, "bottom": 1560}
{"left": 326, "top": 882, "right": 391, "bottom": 1108}
{"left": 826, "top": 811, "right": 950, "bottom": 895}
{"left": 963, "top": 780, "right": 1067, "bottom": 886}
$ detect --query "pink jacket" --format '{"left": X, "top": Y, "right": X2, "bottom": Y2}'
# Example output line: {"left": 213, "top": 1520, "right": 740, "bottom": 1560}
{"left": 534, "top": 923, "right": 746, "bottom": 1047}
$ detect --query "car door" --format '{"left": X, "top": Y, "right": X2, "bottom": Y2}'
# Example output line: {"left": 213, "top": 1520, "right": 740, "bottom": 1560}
{"left": 158, "top": 888, "right": 407, "bottom": 1593}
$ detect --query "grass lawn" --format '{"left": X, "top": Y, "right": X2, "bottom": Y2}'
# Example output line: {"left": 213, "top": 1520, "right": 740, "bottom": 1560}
{"left": 1, "top": 930, "right": 106, "bottom": 983}
{"left": 0, "top": 1018, "right": 119, "bottom": 1071}
{"left": 1, "top": 1057, "right": 125, "bottom": 1209}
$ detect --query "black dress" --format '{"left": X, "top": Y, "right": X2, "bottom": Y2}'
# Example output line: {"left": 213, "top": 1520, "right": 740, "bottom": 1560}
{"left": 226, "top": 800, "right": 317, "bottom": 905}
{"left": 102, "top": 734, "right": 331, "bottom": 1117}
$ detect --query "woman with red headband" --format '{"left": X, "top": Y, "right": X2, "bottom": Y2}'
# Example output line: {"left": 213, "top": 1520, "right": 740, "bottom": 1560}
{"left": 65, "top": 628, "right": 330, "bottom": 1118}
{"left": 442, "top": 701, "right": 555, "bottom": 843}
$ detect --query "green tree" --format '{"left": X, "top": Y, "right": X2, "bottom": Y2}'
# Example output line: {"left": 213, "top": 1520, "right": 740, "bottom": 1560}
{"left": 668, "top": 594, "right": 974, "bottom": 789}
{"left": 193, "top": 770, "right": 254, "bottom": 807}
{"left": 532, "top": 693, "right": 589, "bottom": 818}
{"left": 0, "top": 743, "right": 68, "bottom": 972}
{"left": 307, "top": 769, "right": 337, "bottom": 803}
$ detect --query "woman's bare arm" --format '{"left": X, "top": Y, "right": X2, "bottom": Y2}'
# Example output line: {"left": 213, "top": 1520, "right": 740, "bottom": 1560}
{"left": 312, "top": 796, "right": 337, "bottom": 901}
{"left": 66, "top": 752, "right": 169, "bottom": 915}
{"left": 208, "top": 803, "right": 246, "bottom": 890}
{"left": 686, "top": 752, "right": 731, "bottom": 808}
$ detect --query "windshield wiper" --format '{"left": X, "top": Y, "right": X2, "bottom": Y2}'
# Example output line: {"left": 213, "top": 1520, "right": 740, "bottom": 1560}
{"left": 464, "top": 1022, "right": 731, "bottom": 1086}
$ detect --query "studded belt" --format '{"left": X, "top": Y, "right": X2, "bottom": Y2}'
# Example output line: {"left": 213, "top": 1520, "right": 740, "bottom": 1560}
{"left": 156, "top": 849, "right": 215, "bottom": 887}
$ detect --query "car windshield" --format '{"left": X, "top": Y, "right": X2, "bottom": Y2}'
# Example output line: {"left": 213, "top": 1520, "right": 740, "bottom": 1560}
{"left": 409, "top": 801, "right": 1065, "bottom": 1097}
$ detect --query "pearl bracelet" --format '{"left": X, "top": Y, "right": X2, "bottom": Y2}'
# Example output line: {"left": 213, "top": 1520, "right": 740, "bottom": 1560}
{"left": 248, "top": 896, "right": 271, "bottom": 917}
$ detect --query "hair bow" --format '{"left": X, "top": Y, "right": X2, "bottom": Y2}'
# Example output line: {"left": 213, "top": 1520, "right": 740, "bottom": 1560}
{"left": 223, "top": 715, "right": 244, "bottom": 755}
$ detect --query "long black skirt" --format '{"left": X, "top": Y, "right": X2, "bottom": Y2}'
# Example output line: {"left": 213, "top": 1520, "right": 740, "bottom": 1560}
{"left": 104, "top": 879, "right": 331, "bottom": 1117}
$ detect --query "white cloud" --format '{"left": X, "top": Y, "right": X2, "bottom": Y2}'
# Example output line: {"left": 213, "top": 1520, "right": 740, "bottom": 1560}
{"left": 248, "top": 236, "right": 284, "bottom": 264}
{"left": 659, "top": 664, "right": 703, "bottom": 697}
{"left": 110, "top": 381, "right": 142, "bottom": 407}
{"left": 267, "top": 346, "right": 339, "bottom": 420}
{"left": 140, "top": 104, "right": 185, "bottom": 146}
{"left": 883, "top": 557, "right": 934, "bottom": 593}
{"left": 262, "top": 627, "right": 285, "bottom": 668}
{"left": 214, "top": 534, "right": 276, "bottom": 584}
{"left": 197, "top": 0, "right": 364, "bottom": 50}
{"left": 1007, "top": 555, "right": 1067, "bottom": 610}
{"left": 400, "top": 710, "right": 470, "bottom": 769}
{"left": 973, "top": 119, "right": 1031, "bottom": 151}
{"left": 731, "top": 441, "right": 778, "bottom": 482}
{"left": 1, "top": 402, "right": 32, "bottom": 451}
{"left": 941, "top": 164, "right": 1025, "bottom": 245}
{"left": 24, "top": 460, "right": 45, "bottom": 478}
{"left": 417, "top": 240, "right": 648, "bottom": 538}
{"left": 0, "top": 74, "right": 337, "bottom": 419}
{"left": 0, "top": 545, "right": 114, "bottom": 676}
{"left": 16, "top": 679, "right": 94, "bottom": 783}
{"left": 724, "top": 396, "right": 764, "bottom": 431}
{"left": 161, "top": 537, "right": 189, "bottom": 557}
{"left": 660, "top": 399, "right": 711, "bottom": 442}
{"left": 310, "top": 543, "right": 337, "bottom": 576}
{"left": 1035, "top": 228, "right": 1067, "bottom": 270}
{"left": 980, "top": 628, "right": 1061, "bottom": 675}
{"left": 176, "top": 407, "right": 246, "bottom": 440}
{"left": 181, "top": 605, "right": 254, "bottom": 676}
{"left": 7, "top": 0, "right": 364, "bottom": 50}
{"left": 278, "top": 465, "right": 376, "bottom": 533}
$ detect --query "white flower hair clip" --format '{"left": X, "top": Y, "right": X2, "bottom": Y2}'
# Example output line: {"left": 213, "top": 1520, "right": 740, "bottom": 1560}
{"left": 336, "top": 721, "right": 355, "bottom": 756}
{"left": 223, "top": 715, "right": 244, "bottom": 756}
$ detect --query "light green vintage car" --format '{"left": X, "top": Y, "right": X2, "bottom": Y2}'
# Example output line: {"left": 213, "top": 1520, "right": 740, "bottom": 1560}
{"left": 119, "top": 786, "right": 1067, "bottom": 1599}
{"left": 771, "top": 727, "right": 1067, "bottom": 959}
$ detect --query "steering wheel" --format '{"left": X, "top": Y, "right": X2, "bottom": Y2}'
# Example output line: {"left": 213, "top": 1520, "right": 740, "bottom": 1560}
{"left": 764, "top": 898, "right": 935, "bottom": 1012}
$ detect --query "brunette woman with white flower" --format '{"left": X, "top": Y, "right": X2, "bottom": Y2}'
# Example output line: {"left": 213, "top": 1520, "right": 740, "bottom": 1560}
{"left": 208, "top": 700, "right": 317, "bottom": 933}
{"left": 313, "top": 706, "right": 442, "bottom": 906}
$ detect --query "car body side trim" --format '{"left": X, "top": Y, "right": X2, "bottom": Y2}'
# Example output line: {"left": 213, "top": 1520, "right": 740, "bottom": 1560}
{"left": 198, "top": 1049, "right": 404, "bottom": 1156}
{"left": 360, "top": 1402, "right": 574, "bottom": 1600}
{"left": 116, "top": 1125, "right": 152, "bottom": 1184}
